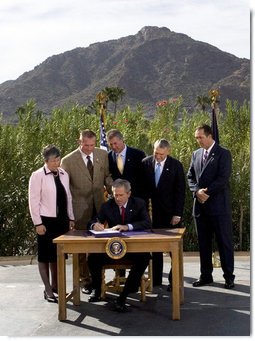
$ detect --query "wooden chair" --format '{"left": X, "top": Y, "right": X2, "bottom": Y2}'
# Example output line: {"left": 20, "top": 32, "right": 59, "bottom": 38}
{"left": 101, "top": 199, "right": 153, "bottom": 301}
{"left": 101, "top": 258, "right": 153, "bottom": 302}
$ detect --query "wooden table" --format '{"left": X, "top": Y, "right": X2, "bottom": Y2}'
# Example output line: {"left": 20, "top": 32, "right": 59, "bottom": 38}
{"left": 53, "top": 227, "right": 185, "bottom": 321}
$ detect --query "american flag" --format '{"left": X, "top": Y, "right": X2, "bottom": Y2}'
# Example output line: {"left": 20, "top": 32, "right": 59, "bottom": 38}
{"left": 100, "top": 113, "right": 108, "bottom": 151}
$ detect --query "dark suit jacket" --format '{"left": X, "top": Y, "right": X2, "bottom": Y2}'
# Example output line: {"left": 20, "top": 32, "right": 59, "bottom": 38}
{"left": 89, "top": 196, "right": 152, "bottom": 231}
{"left": 141, "top": 155, "right": 186, "bottom": 228}
{"left": 108, "top": 146, "right": 146, "bottom": 197}
{"left": 187, "top": 143, "right": 232, "bottom": 216}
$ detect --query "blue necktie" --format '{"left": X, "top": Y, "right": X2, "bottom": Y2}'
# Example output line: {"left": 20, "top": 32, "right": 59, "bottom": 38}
{"left": 155, "top": 162, "right": 161, "bottom": 186}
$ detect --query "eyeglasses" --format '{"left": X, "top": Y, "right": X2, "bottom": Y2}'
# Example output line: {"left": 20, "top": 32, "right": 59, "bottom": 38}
{"left": 47, "top": 157, "right": 61, "bottom": 163}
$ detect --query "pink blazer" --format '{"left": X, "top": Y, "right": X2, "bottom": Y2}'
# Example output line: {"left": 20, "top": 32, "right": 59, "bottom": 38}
{"left": 28, "top": 165, "right": 74, "bottom": 226}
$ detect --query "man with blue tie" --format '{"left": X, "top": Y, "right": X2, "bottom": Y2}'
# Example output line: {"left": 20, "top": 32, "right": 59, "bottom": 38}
{"left": 141, "top": 139, "right": 186, "bottom": 289}
{"left": 187, "top": 124, "right": 235, "bottom": 289}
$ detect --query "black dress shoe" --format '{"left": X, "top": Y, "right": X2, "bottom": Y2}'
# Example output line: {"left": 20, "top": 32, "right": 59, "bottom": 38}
{"left": 88, "top": 289, "right": 101, "bottom": 302}
{"left": 52, "top": 288, "right": 59, "bottom": 296}
{"left": 153, "top": 281, "right": 162, "bottom": 286}
{"left": 44, "top": 290, "right": 58, "bottom": 303}
{"left": 192, "top": 278, "right": 213, "bottom": 287}
{"left": 224, "top": 280, "right": 235, "bottom": 289}
{"left": 82, "top": 285, "right": 92, "bottom": 295}
{"left": 113, "top": 299, "right": 128, "bottom": 312}
{"left": 166, "top": 283, "right": 172, "bottom": 292}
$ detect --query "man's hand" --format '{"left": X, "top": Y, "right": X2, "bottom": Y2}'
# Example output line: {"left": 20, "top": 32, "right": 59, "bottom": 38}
{"left": 93, "top": 222, "right": 105, "bottom": 231}
{"left": 111, "top": 224, "right": 129, "bottom": 232}
{"left": 196, "top": 188, "right": 210, "bottom": 204}
{"left": 170, "top": 216, "right": 181, "bottom": 225}
{"left": 69, "top": 221, "right": 75, "bottom": 230}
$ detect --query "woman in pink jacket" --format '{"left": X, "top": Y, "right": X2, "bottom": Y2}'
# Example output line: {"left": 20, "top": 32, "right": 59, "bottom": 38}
{"left": 28, "top": 145, "right": 75, "bottom": 302}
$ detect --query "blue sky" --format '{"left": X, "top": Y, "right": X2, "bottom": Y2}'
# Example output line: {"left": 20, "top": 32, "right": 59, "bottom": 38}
{"left": 0, "top": 0, "right": 251, "bottom": 84}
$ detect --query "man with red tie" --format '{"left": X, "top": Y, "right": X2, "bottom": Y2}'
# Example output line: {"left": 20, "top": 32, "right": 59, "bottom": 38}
{"left": 187, "top": 124, "right": 235, "bottom": 289}
{"left": 87, "top": 179, "right": 151, "bottom": 311}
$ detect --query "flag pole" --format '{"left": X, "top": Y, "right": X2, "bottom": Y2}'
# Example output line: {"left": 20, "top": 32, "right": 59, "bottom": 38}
{"left": 209, "top": 88, "right": 220, "bottom": 144}
{"left": 209, "top": 88, "right": 221, "bottom": 268}
{"left": 97, "top": 91, "right": 109, "bottom": 151}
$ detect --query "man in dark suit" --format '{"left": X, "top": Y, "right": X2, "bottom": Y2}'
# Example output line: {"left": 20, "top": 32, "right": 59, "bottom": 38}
{"left": 87, "top": 179, "right": 151, "bottom": 312}
{"left": 187, "top": 124, "right": 235, "bottom": 289}
{"left": 141, "top": 139, "right": 185, "bottom": 289}
{"left": 107, "top": 129, "right": 146, "bottom": 198}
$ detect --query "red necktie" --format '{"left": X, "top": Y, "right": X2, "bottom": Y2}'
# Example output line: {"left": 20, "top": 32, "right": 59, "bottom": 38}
{"left": 121, "top": 206, "right": 125, "bottom": 224}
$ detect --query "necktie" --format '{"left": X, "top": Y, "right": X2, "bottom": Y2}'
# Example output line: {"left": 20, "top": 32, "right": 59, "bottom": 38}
{"left": 155, "top": 162, "right": 161, "bottom": 187}
{"left": 117, "top": 153, "right": 124, "bottom": 174}
{"left": 203, "top": 150, "right": 208, "bottom": 166}
{"left": 86, "top": 155, "right": 93, "bottom": 179}
{"left": 121, "top": 206, "right": 125, "bottom": 224}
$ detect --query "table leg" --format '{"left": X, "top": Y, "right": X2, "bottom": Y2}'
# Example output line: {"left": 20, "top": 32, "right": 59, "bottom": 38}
{"left": 171, "top": 243, "right": 180, "bottom": 320}
{"left": 179, "top": 239, "right": 184, "bottom": 304}
{"left": 57, "top": 244, "right": 66, "bottom": 321}
{"left": 73, "top": 253, "right": 80, "bottom": 306}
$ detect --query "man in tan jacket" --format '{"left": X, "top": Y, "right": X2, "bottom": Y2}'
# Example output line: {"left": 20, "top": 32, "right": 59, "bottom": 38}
{"left": 61, "top": 129, "right": 113, "bottom": 293}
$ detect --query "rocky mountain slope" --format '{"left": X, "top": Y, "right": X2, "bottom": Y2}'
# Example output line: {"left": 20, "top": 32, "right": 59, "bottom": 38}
{"left": 0, "top": 26, "right": 250, "bottom": 120}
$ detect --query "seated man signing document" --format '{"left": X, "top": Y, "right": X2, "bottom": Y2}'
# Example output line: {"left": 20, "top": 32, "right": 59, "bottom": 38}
{"left": 87, "top": 178, "right": 151, "bottom": 312}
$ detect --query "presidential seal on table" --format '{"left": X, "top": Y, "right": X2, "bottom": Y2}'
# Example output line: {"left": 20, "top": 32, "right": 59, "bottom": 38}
{"left": 105, "top": 237, "right": 127, "bottom": 259}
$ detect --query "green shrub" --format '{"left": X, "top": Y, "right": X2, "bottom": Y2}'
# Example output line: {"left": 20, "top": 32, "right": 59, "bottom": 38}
{"left": 0, "top": 98, "right": 250, "bottom": 255}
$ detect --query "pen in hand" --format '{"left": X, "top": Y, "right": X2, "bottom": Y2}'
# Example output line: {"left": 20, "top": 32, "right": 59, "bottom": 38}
{"left": 93, "top": 220, "right": 105, "bottom": 231}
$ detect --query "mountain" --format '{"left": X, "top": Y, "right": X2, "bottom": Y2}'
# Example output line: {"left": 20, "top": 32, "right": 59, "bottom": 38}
{"left": 0, "top": 26, "right": 250, "bottom": 120}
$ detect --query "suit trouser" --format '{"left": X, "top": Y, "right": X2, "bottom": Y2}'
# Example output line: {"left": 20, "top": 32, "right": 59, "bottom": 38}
{"left": 88, "top": 253, "right": 151, "bottom": 296}
{"left": 79, "top": 254, "right": 91, "bottom": 284}
{"left": 75, "top": 225, "right": 91, "bottom": 285}
{"left": 151, "top": 222, "right": 180, "bottom": 285}
{"left": 195, "top": 213, "right": 235, "bottom": 281}
{"left": 152, "top": 252, "right": 164, "bottom": 285}
{"left": 152, "top": 252, "right": 172, "bottom": 285}
{"left": 76, "top": 204, "right": 98, "bottom": 286}
{"left": 74, "top": 227, "right": 91, "bottom": 287}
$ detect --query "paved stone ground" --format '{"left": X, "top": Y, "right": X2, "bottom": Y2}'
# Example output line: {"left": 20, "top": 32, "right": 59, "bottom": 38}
{"left": 0, "top": 253, "right": 250, "bottom": 337}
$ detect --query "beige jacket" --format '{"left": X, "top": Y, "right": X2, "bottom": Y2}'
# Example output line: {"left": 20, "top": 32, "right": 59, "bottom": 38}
{"left": 61, "top": 147, "right": 113, "bottom": 229}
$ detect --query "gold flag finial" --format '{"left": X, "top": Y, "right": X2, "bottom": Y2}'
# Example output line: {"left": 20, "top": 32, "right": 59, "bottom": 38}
{"left": 96, "top": 91, "right": 108, "bottom": 122}
{"left": 209, "top": 89, "right": 220, "bottom": 105}
{"left": 96, "top": 91, "right": 108, "bottom": 107}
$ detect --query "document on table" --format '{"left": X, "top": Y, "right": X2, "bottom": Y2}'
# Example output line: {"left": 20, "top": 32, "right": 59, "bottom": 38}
{"left": 89, "top": 229, "right": 123, "bottom": 238}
